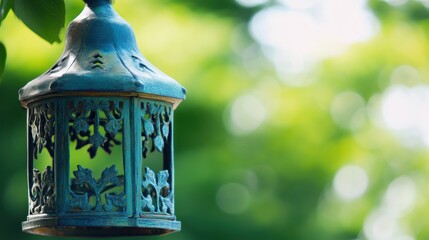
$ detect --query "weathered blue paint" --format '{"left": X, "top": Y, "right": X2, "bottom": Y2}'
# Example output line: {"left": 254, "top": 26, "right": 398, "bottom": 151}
{"left": 18, "top": 0, "right": 186, "bottom": 102}
{"left": 19, "top": 0, "right": 185, "bottom": 237}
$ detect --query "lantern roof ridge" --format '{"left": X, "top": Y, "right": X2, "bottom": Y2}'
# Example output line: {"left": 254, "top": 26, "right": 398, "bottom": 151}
{"left": 18, "top": 0, "right": 186, "bottom": 103}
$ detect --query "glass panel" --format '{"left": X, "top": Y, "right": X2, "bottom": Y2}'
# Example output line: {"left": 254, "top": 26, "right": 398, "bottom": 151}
{"left": 68, "top": 98, "right": 126, "bottom": 212}
{"left": 28, "top": 102, "right": 56, "bottom": 215}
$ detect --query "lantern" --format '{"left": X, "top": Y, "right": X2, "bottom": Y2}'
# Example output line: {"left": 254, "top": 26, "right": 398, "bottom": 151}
{"left": 18, "top": 0, "right": 186, "bottom": 237}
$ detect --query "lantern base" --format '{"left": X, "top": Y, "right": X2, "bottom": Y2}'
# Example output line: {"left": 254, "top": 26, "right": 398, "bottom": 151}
{"left": 22, "top": 216, "right": 181, "bottom": 237}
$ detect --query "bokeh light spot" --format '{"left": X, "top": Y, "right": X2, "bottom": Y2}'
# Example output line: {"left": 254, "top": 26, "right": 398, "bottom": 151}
{"left": 390, "top": 65, "right": 420, "bottom": 86}
{"left": 384, "top": 176, "right": 416, "bottom": 213}
{"left": 249, "top": 1, "right": 379, "bottom": 76}
{"left": 216, "top": 183, "right": 251, "bottom": 214}
{"left": 228, "top": 94, "right": 267, "bottom": 135}
{"left": 331, "top": 91, "right": 366, "bottom": 130}
{"left": 364, "top": 209, "right": 398, "bottom": 240}
{"left": 380, "top": 84, "right": 429, "bottom": 147}
{"left": 384, "top": 0, "right": 408, "bottom": 6}
{"left": 333, "top": 165, "right": 368, "bottom": 201}
{"left": 277, "top": 0, "right": 318, "bottom": 10}
{"left": 235, "top": 0, "right": 269, "bottom": 7}
{"left": 381, "top": 85, "right": 415, "bottom": 130}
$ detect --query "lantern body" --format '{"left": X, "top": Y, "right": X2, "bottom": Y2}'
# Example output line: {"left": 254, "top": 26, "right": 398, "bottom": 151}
{"left": 19, "top": 0, "right": 185, "bottom": 237}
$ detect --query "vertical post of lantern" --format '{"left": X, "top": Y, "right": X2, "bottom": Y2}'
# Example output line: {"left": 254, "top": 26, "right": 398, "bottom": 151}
{"left": 26, "top": 109, "right": 32, "bottom": 217}
{"left": 164, "top": 112, "right": 175, "bottom": 215}
{"left": 132, "top": 98, "right": 143, "bottom": 218}
{"left": 55, "top": 99, "right": 68, "bottom": 216}
{"left": 19, "top": 0, "right": 186, "bottom": 237}
{"left": 123, "top": 99, "right": 133, "bottom": 218}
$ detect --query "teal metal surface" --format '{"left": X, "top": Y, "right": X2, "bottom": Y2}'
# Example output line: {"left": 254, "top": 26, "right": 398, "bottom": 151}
{"left": 19, "top": 0, "right": 185, "bottom": 237}
{"left": 18, "top": 0, "right": 186, "bottom": 101}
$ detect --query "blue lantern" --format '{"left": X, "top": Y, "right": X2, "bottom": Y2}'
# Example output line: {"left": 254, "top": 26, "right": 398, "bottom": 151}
{"left": 19, "top": 0, "right": 186, "bottom": 236}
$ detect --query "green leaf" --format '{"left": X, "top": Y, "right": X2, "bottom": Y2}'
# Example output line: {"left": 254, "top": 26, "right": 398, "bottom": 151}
{"left": 13, "top": 0, "right": 65, "bottom": 43}
{"left": 0, "top": 42, "right": 5, "bottom": 77}
{"left": 0, "top": 0, "right": 13, "bottom": 25}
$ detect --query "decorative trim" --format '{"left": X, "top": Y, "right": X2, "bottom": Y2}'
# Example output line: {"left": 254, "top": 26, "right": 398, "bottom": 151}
{"left": 20, "top": 92, "right": 182, "bottom": 110}
{"left": 29, "top": 102, "right": 55, "bottom": 159}
{"left": 70, "top": 165, "right": 125, "bottom": 212}
{"left": 69, "top": 99, "right": 123, "bottom": 158}
{"left": 141, "top": 102, "right": 172, "bottom": 158}
{"left": 30, "top": 166, "right": 55, "bottom": 214}
{"left": 141, "top": 167, "right": 174, "bottom": 215}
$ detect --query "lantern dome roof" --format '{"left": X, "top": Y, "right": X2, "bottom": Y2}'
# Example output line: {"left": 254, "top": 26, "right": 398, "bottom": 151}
{"left": 18, "top": 0, "right": 186, "bottom": 103}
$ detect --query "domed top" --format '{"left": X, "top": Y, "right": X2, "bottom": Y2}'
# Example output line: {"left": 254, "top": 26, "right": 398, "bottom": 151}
{"left": 19, "top": 0, "right": 186, "bottom": 106}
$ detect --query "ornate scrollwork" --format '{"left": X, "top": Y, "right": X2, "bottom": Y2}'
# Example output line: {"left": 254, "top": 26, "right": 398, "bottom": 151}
{"left": 70, "top": 165, "right": 125, "bottom": 212}
{"left": 141, "top": 102, "right": 172, "bottom": 158}
{"left": 141, "top": 167, "right": 174, "bottom": 215}
{"left": 29, "top": 102, "right": 55, "bottom": 159}
{"left": 30, "top": 166, "right": 55, "bottom": 214}
{"left": 69, "top": 99, "right": 123, "bottom": 158}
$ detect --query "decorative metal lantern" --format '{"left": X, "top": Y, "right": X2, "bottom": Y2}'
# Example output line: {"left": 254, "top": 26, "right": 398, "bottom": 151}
{"left": 18, "top": 0, "right": 186, "bottom": 237}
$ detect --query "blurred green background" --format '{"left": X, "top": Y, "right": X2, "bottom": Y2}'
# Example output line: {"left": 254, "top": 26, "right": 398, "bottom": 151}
{"left": 2, "top": 0, "right": 429, "bottom": 239}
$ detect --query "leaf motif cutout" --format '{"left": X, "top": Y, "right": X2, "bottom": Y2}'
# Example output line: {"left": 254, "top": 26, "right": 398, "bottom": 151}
{"left": 30, "top": 166, "right": 56, "bottom": 214}
{"left": 162, "top": 123, "right": 169, "bottom": 138}
{"left": 71, "top": 164, "right": 122, "bottom": 212}
{"left": 142, "top": 167, "right": 156, "bottom": 188}
{"left": 73, "top": 165, "right": 94, "bottom": 185}
{"left": 31, "top": 124, "right": 38, "bottom": 141}
{"left": 160, "top": 196, "right": 173, "bottom": 214}
{"left": 89, "top": 131, "right": 107, "bottom": 150}
{"left": 144, "top": 119, "right": 154, "bottom": 137}
{"left": 87, "top": 100, "right": 109, "bottom": 111}
{"left": 70, "top": 191, "right": 91, "bottom": 211}
{"left": 141, "top": 167, "right": 174, "bottom": 214}
{"left": 142, "top": 195, "right": 155, "bottom": 212}
{"left": 104, "top": 192, "right": 125, "bottom": 211}
{"left": 73, "top": 118, "right": 89, "bottom": 133}
{"left": 44, "top": 120, "right": 53, "bottom": 137}
{"left": 105, "top": 119, "right": 120, "bottom": 136}
{"left": 154, "top": 135, "right": 164, "bottom": 152}
{"left": 158, "top": 170, "right": 170, "bottom": 190}
{"left": 100, "top": 165, "right": 119, "bottom": 187}
{"left": 148, "top": 103, "right": 158, "bottom": 114}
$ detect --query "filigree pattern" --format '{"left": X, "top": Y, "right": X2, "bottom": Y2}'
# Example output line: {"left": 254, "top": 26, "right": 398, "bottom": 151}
{"left": 70, "top": 165, "right": 125, "bottom": 211}
{"left": 105, "top": 192, "right": 126, "bottom": 211}
{"left": 141, "top": 102, "right": 172, "bottom": 158}
{"left": 69, "top": 100, "right": 123, "bottom": 158}
{"left": 29, "top": 102, "right": 55, "bottom": 159}
{"left": 141, "top": 167, "right": 174, "bottom": 214}
{"left": 30, "top": 166, "right": 55, "bottom": 214}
